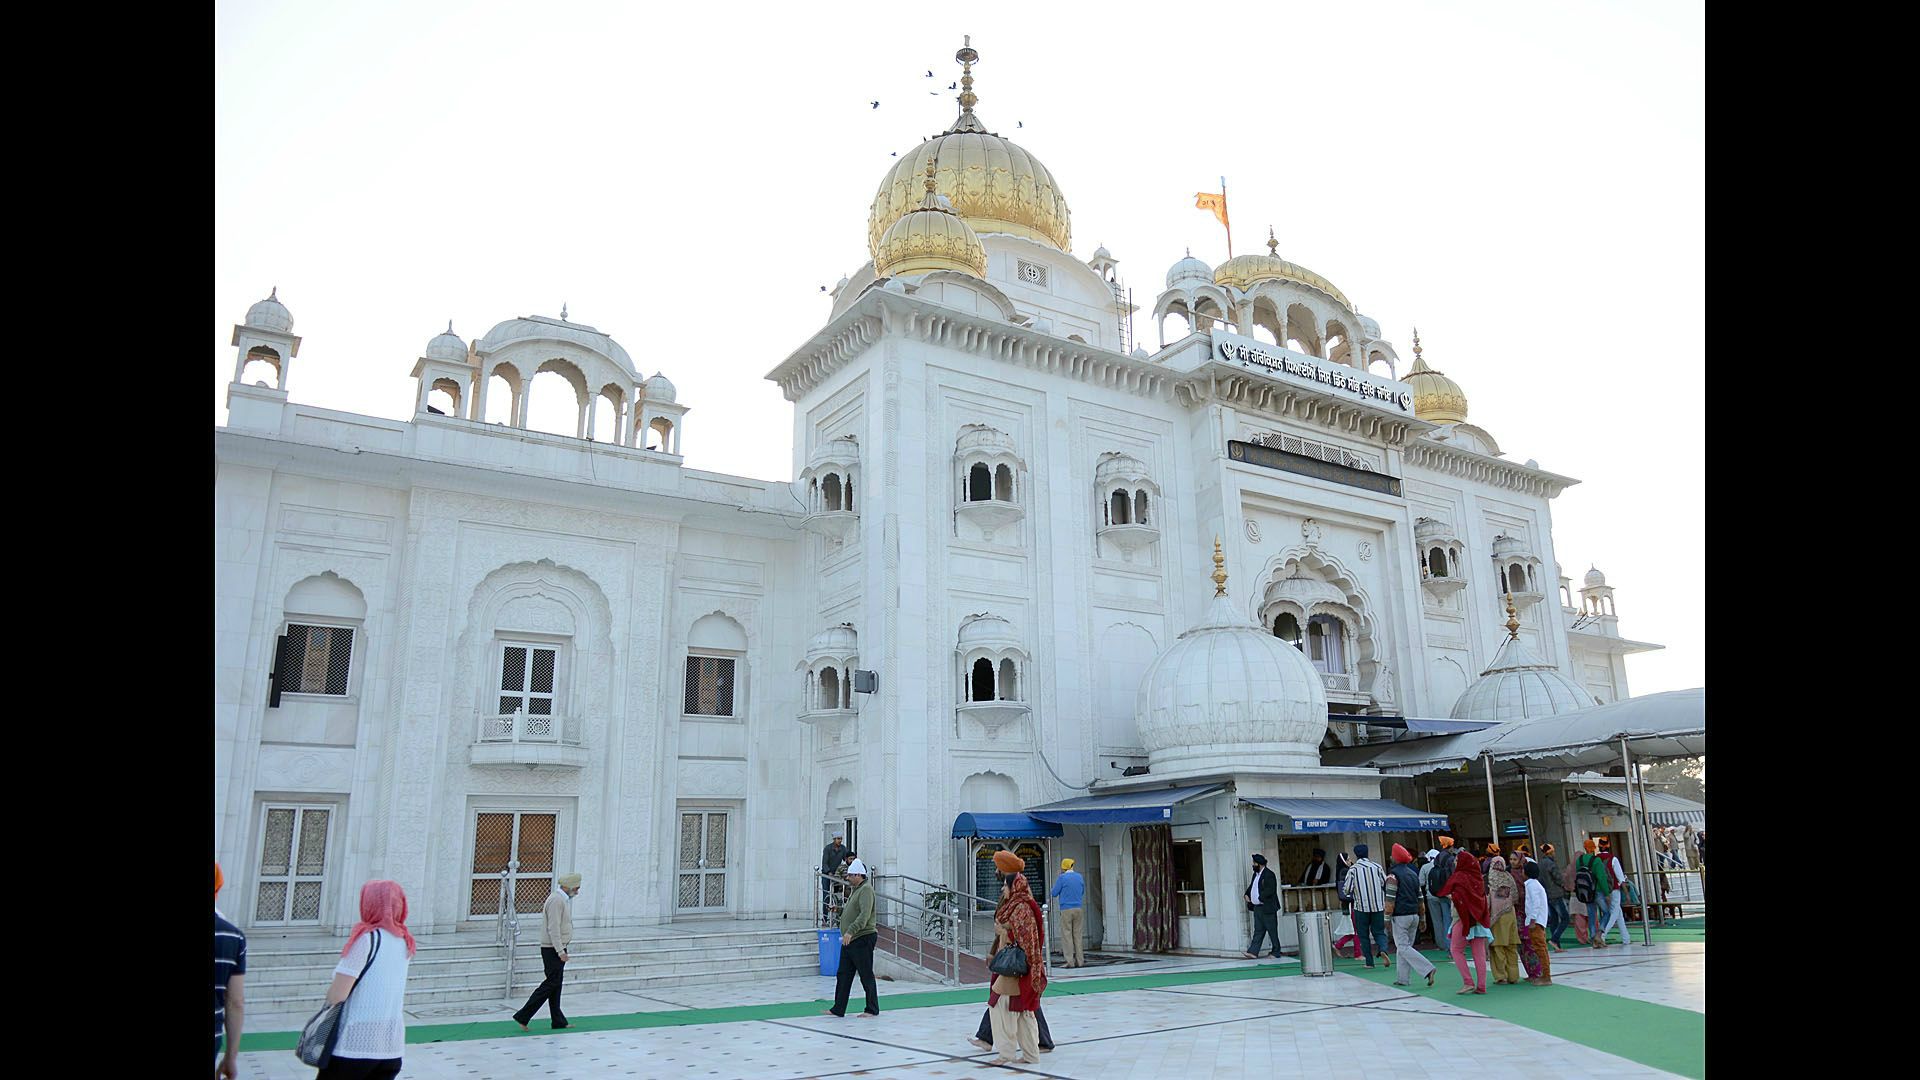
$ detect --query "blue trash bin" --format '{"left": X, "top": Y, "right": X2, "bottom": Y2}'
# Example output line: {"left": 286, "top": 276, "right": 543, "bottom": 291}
{"left": 818, "top": 928, "right": 842, "bottom": 976}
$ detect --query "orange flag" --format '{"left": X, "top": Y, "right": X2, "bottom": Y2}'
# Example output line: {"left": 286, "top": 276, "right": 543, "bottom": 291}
{"left": 1194, "top": 191, "right": 1229, "bottom": 229}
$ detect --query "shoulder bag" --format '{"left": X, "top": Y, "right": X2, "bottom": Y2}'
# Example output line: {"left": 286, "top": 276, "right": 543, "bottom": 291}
{"left": 988, "top": 941, "right": 1029, "bottom": 977}
{"left": 296, "top": 930, "right": 381, "bottom": 1067}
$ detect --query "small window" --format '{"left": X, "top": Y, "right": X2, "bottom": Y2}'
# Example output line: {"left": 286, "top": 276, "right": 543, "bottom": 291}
{"left": 1109, "top": 489, "right": 1130, "bottom": 525}
{"left": 277, "top": 624, "right": 353, "bottom": 696}
{"left": 968, "top": 463, "right": 992, "bottom": 502}
{"left": 685, "top": 655, "right": 736, "bottom": 716}
{"left": 1308, "top": 615, "right": 1346, "bottom": 674}
{"left": 994, "top": 464, "right": 1014, "bottom": 502}
{"left": 1428, "top": 547, "right": 1448, "bottom": 578}
{"left": 970, "top": 657, "right": 996, "bottom": 702}
{"left": 1275, "top": 613, "right": 1302, "bottom": 648}
{"left": 1134, "top": 490, "right": 1150, "bottom": 526}
{"left": 499, "top": 643, "right": 558, "bottom": 716}
{"left": 1172, "top": 838, "right": 1206, "bottom": 917}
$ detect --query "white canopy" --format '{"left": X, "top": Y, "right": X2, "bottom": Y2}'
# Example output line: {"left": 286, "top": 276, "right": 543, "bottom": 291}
{"left": 1326, "top": 688, "right": 1705, "bottom": 777}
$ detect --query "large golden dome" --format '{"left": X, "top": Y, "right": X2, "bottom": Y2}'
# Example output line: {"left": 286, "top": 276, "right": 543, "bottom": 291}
{"left": 866, "top": 40, "right": 1071, "bottom": 258}
{"left": 875, "top": 160, "right": 989, "bottom": 278}
{"left": 1404, "top": 331, "right": 1468, "bottom": 425}
{"left": 1213, "top": 233, "right": 1354, "bottom": 310}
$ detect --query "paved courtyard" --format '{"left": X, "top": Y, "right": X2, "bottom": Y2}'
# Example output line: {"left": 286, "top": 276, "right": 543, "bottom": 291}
{"left": 236, "top": 939, "right": 1703, "bottom": 1078}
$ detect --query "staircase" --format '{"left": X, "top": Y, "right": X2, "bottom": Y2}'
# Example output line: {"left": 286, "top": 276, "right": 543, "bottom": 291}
{"left": 241, "top": 924, "right": 821, "bottom": 1016}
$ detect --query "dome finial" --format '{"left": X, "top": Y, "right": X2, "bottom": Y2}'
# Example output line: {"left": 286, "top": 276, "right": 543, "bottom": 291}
{"left": 1211, "top": 535, "right": 1228, "bottom": 598}
{"left": 560, "top": 302, "right": 568, "bottom": 321}
{"left": 1504, "top": 593, "right": 1521, "bottom": 641}
{"left": 1412, "top": 327, "right": 1423, "bottom": 361}
{"left": 1266, "top": 226, "right": 1278, "bottom": 256}
{"left": 446, "top": 319, "right": 454, "bottom": 334}
{"left": 920, "top": 155, "right": 941, "bottom": 209}
{"left": 268, "top": 285, "right": 278, "bottom": 301}
{"left": 948, "top": 35, "right": 988, "bottom": 134}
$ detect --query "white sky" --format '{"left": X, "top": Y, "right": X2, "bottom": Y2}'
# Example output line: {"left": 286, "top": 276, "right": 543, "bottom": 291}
{"left": 216, "top": 0, "right": 1703, "bottom": 696}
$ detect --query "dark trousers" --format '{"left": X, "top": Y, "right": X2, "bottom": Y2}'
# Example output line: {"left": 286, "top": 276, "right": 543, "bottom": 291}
{"left": 315, "top": 1059, "right": 402, "bottom": 1080}
{"left": 1547, "top": 897, "right": 1570, "bottom": 946}
{"left": 1246, "top": 907, "right": 1280, "bottom": 956}
{"left": 1354, "top": 910, "right": 1390, "bottom": 965}
{"left": 975, "top": 1003, "right": 1053, "bottom": 1049}
{"left": 831, "top": 933, "right": 879, "bottom": 1015}
{"left": 513, "top": 946, "right": 568, "bottom": 1026}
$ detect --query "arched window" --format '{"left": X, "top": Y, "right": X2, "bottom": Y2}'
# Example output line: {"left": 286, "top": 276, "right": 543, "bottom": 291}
{"left": 1429, "top": 547, "right": 1448, "bottom": 578}
{"left": 822, "top": 474, "right": 843, "bottom": 512}
{"left": 427, "top": 385, "right": 459, "bottom": 417}
{"left": 241, "top": 346, "right": 280, "bottom": 387}
{"left": 648, "top": 417, "right": 675, "bottom": 452}
{"left": 970, "top": 658, "right": 996, "bottom": 702}
{"left": 968, "top": 463, "right": 992, "bottom": 502}
{"left": 993, "top": 464, "right": 1014, "bottom": 502}
{"left": 844, "top": 477, "right": 854, "bottom": 512}
{"left": 591, "top": 393, "right": 618, "bottom": 443}
{"left": 998, "top": 658, "right": 1020, "bottom": 701}
{"left": 1507, "top": 564, "right": 1527, "bottom": 593}
{"left": 1307, "top": 614, "right": 1346, "bottom": 674}
{"left": 1134, "top": 490, "right": 1150, "bottom": 525}
{"left": 818, "top": 667, "right": 840, "bottom": 710}
{"left": 1109, "top": 490, "right": 1131, "bottom": 525}
{"left": 485, "top": 373, "right": 517, "bottom": 424}
{"left": 525, "top": 368, "right": 584, "bottom": 437}
{"left": 1274, "top": 612, "right": 1302, "bottom": 648}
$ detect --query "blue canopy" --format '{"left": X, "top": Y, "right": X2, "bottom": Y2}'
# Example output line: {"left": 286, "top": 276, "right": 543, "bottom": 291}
{"left": 1025, "top": 784, "right": 1224, "bottom": 825}
{"left": 950, "top": 813, "right": 1063, "bottom": 839}
{"left": 1242, "top": 797, "right": 1449, "bottom": 834}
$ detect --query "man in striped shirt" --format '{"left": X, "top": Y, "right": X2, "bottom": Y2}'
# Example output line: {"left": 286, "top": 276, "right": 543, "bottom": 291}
{"left": 1339, "top": 844, "right": 1391, "bottom": 968}
{"left": 214, "top": 863, "right": 246, "bottom": 1077}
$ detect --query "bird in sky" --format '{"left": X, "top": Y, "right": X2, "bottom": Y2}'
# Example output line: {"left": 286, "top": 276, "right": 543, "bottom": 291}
{"left": 890, "top": 151, "right": 897, "bottom": 156}
{"left": 1017, "top": 121, "right": 1024, "bottom": 128}
{"left": 820, "top": 285, "right": 828, "bottom": 291}
{"left": 948, "top": 82, "right": 957, "bottom": 89}
{"left": 870, "top": 101, "right": 879, "bottom": 108}
{"left": 925, "top": 70, "right": 933, "bottom": 77}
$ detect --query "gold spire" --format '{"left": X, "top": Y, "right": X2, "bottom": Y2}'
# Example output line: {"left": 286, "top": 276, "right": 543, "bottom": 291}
{"left": 920, "top": 155, "right": 942, "bottom": 209}
{"left": 1212, "top": 535, "right": 1229, "bottom": 597}
{"left": 1404, "top": 326, "right": 1468, "bottom": 425}
{"left": 1412, "top": 327, "right": 1423, "bottom": 364}
{"left": 1504, "top": 593, "right": 1521, "bottom": 640}
{"left": 948, "top": 35, "right": 988, "bottom": 134}
{"left": 1266, "top": 226, "right": 1278, "bottom": 256}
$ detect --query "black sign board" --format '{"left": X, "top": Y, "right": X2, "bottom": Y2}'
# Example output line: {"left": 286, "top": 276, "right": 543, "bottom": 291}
{"left": 1227, "top": 440, "right": 1403, "bottom": 496}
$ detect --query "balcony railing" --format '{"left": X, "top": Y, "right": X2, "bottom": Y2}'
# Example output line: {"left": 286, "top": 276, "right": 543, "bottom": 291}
{"left": 479, "top": 711, "right": 582, "bottom": 745}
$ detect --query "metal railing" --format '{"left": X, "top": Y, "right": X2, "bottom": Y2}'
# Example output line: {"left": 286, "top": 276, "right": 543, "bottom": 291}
{"left": 822, "top": 872, "right": 962, "bottom": 984}
{"left": 495, "top": 861, "right": 521, "bottom": 1001}
{"left": 886, "top": 873, "right": 996, "bottom": 953}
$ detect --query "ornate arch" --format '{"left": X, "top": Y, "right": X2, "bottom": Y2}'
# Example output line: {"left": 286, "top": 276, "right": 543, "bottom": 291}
{"left": 1252, "top": 541, "right": 1391, "bottom": 701}
{"left": 452, "top": 558, "right": 617, "bottom": 739}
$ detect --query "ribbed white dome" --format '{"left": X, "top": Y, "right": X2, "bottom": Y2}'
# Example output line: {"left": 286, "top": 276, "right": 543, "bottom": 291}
{"left": 1358, "top": 315, "right": 1382, "bottom": 340}
{"left": 1584, "top": 566, "right": 1607, "bottom": 587}
{"left": 806, "top": 624, "right": 858, "bottom": 662}
{"left": 1136, "top": 593, "right": 1328, "bottom": 771}
{"left": 424, "top": 324, "right": 467, "bottom": 362}
{"left": 247, "top": 289, "right": 293, "bottom": 332}
{"left": 1165, "top": 254, "right": 1213, "bottom": 289}
{"left": 957, "top": 613, "right": 1021, "bottom": 653}
{"left": 1449, "top": 635, "right": 1593, "bottom": 723}
{"left": 643, "top": 372, "right": 676, "bottom": 403}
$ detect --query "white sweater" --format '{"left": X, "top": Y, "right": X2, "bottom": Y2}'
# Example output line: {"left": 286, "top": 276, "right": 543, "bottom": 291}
{"left": 331, "top": 929, "right": 410, "bottom": 1060}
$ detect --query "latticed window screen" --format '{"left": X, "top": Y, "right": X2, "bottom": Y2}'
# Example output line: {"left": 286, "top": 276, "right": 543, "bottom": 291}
{"left": 255, "top": 805, "right": 330, "bottom": 924}
{"left": 499, "top": 644, "right": 558, "bottom": 717}
{"left": 684, "top": 656, "right": 735, "bottom": 716}
{"left": 676, "top": 810, "right": 731, "bottom": 910}
{"left": 468, "top": 810, "right": 558, "bottom": 917}
{"left": 278, "top": 625, "right": 353, "bottom": 695}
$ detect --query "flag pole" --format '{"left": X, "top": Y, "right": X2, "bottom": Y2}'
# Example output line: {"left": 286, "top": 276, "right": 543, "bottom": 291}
{"left": 1221, "top": 176, "right": 1232, "bottom": 259}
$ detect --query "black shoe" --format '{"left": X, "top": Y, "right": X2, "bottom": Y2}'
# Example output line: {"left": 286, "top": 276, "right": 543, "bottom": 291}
{"left": 552, "top": 1021, "right": 570, "bottom": 1030}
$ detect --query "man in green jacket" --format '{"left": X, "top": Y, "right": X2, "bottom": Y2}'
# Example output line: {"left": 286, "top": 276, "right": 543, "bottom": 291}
{"left": 827, "top": 859, "right": 879, "bottom": 1017}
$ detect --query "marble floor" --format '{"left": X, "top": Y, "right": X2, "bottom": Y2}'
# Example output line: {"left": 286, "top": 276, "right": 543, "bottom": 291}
{"left": 234, "top": 942, "right": 1702, "bottom": 1079}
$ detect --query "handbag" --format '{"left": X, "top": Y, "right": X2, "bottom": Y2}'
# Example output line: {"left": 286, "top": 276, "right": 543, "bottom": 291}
{"left": 296, "top": 930, "right": 381, "bottom": 1067}
{"left": 988, "top": 942, "right": 1029, "bottom": 977}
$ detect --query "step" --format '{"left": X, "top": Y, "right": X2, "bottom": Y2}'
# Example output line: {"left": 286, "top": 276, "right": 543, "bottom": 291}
{"left": 243, "top": 937, "right": 820, "bottom": 982}
{"left": 248, "top": 960, "right": 826, "bottom": 1011}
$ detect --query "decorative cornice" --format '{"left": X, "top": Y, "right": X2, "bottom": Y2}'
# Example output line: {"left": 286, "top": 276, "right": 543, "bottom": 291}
{"left": 1180, "top": 368, "right": 1428, "bottom": 448}
{"left": 1402, "top": 438, "right": 1580, "bottom": 498}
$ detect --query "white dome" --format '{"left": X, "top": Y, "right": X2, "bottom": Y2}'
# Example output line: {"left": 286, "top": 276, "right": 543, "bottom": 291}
{"left": 1264, "top": 571, "right": 1349, "bottom": 616}
{"left": 425, "top": 324, "right": 467, "bottom": 362}
{"left": 1093, "top": 451, "right": 1152, "bottom": 488}
{"left": 1584, "top": 566, "right": 1607, "bottom": 587}
{"left": 247, "top": 289, "right": 293, "bottom": 332}
{"left": 1091, "top": 244, "right": 1114, "bottom": 262}
{"left": 1492, "top": 534, "right": 1530, "bottom": 558}
{"left": 956, "top": 424, "right": 1017, "bottom": 457}
{"left": 807, "top": 435, "right": 860, "bottom": 469}
{"left": 806, "top": 623, "right": 858, "bottom": 662}
{"left": 1165, "top": 254, "right": 1212, "bottom": 289}
{"left": 957, "top": 613, "right": 1022, "bottom": 653}
{"left": 1358, "top": 315, "right": 1383, "bottom": 340}
{"left": 1449, "top": 635, "right": 1594, "bottom": 723}
{"left": 1136, "top": 593, "right": 1328, "bottom": 771}
{"left": 477, "top": 315, "right": 636, "bottom": 378}
{"left": 644, "top": 372, "right": 677, "bottom": 403}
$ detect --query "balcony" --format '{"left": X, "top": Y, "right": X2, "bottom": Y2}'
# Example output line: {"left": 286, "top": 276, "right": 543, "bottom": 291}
{"left": 956, "top": 700, "right": 1029, "bottom": 738}
{"left": 802, "top": 509, "right": 860, "bottom": 546}
{"left": 472, "top": 712, "right": 589, "bottom": 768}
{"left": 954, "top": 499, "right": 1023, "bottom": 541}
{"left": 1097, "top": 522, "right": 1160, "bottom": 556}
{"left": 1421, "top": 570, "right": 1467, "bottom": 602}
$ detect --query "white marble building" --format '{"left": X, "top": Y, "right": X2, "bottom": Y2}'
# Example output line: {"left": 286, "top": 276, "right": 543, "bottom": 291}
{"left": 214, "top": 42, "right": 1660, "bottom": 954}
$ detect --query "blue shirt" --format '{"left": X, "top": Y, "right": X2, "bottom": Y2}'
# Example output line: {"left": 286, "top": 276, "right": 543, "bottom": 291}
{"left": 1049, "top": 870, "right": 1085, "bottom": 909}
{"left": 214, "top": 911, "right": 247, "bottom": 1039}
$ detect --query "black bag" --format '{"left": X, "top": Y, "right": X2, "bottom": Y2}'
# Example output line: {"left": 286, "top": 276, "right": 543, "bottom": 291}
{"left": 1574, "top": 859, "right": 1598, "bottom": 906}
{"left": 989, "top": 943, "right": 1029, "bottom": 977}
{"left": 1431, "top": 848, "right": 1457, "bottom": 887}
{"left": 296, "top": 930, "right": 380, "bottom": 1067}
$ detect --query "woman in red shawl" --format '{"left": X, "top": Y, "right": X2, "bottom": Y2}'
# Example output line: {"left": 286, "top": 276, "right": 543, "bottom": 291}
{"left": 987, "top": 851, "right": 1048, "bottom": 1066}
{"left": 1435, "top": 851, "right": 1491, "bottom": 994}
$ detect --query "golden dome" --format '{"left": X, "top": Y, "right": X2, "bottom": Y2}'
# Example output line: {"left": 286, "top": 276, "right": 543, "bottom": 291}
{"left": 1212, "top": 230, "right": 1354, "bottom": 310}
{"left": 874, "top": 158, "right": 989, "bottom": 279}
{"left": 1404, "top": 330, "right": 1468, "bottom": 425}
{"left": 866, "top": 40, "right": 1071, "bottom": 258}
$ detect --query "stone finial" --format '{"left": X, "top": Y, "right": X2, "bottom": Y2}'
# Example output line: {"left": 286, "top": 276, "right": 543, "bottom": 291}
{"left": 1266, "top": 226, "right": 1278, "bottom": 256}
{"left": 1505, "top": 593, "right": 1521, "bottom": 640}
{"left": 1212, "top": 535, "right": 1228, "bottom": 597}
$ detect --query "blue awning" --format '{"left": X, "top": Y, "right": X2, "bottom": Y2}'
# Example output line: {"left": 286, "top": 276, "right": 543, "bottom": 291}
{"left": 1358, "top": 716, "right": 1499, "bottom": 735}
{"left": 950, "top": 813, "right": 1063, "bottom": 839}
{"left": 1025, "top": 784, "right": 1224, "bottom": 825}
{"left": 1242, "top": 797, "right": 1450, "bottom": 834}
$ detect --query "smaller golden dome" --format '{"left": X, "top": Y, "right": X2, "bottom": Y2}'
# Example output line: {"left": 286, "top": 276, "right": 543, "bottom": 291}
{"left": 1212, "top": 230, "right": 1354, "bottom": 310}
{"left": 1404, "top": 329, "right": 1468, "bottom": 425}
{"left": 875, "top": 158, "right": 988, "bottom": 279}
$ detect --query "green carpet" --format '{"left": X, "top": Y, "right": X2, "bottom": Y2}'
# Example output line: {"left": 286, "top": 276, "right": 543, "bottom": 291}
{"left": 247, "top": 946, "right": 1703, "bottom": 1079}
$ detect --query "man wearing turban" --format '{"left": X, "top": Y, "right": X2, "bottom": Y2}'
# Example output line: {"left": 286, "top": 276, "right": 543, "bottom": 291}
{"left": 1048, "top": 857, "right": 1087, "bottom": 967}
{"left": 514, "top": 872, "right": 583, "bottom": 1030}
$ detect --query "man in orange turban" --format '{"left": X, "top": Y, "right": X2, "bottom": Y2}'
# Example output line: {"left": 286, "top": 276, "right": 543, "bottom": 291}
{"left": 214, "top": 861, "right": 246, "bottom": 1078}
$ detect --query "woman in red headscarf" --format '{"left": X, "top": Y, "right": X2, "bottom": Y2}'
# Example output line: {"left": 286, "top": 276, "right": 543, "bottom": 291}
{"left": 1435, "top": 851, "right": 1491, "bottom": 994}
{"left": 316, "top": 881, "right": 416, "bottom": 1078}
{"left": 987, "top": 851, "right": 1048, "bottom": 1065}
